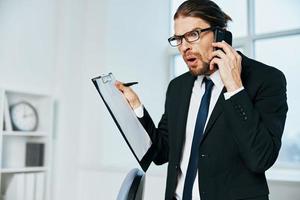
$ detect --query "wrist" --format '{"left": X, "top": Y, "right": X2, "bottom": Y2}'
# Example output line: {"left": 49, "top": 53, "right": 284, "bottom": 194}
{"left": 225, "top": 82, "right": 243, "bottom": 92}
{"left": 131, "top": 100, "right": 141, "bottom": 109}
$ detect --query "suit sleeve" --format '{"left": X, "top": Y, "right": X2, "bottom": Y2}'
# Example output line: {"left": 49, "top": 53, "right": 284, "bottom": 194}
{"left": 138, "top": 84, "right": 172, "bottom": 165}
{"left": 223, "top": 69, "right": 288, "bottom": 173}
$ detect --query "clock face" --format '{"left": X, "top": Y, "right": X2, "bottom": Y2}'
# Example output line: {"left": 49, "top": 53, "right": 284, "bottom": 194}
{"left": 10, "top": 101, "right": 38, "bottom": 131}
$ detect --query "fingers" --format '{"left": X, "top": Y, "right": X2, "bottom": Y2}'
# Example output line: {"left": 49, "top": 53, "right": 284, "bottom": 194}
{"left": 209, "top": 57, "right": 221, "bottom": 70}
{"left": 212, "top": 41, "right": 234, "bottom": 56}
{"left": 233, "top": 51, "right": 242, "bottom": 74}
{"left": 211, "top": 41, "right": 241, "bottom": 67}
{"left": 115, "top": 80, "right": 135, "bottom": 96}
{"left": 212, "top": 41, "right": 237, "bottom": 61}
{"left": 115, "top": 81, "right": 127, "bottom": 92}
{"left": 210, "top": 49, "right": 226, "bottom": 60}
{"left": 115, "top": 81, "right": 123, "bottom": 91}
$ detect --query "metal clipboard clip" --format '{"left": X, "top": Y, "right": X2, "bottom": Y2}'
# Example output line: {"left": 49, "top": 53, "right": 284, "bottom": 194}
{"left": 91, "top": 72, "right": 113, "bottom": 84}
{"left": 101, "top": 73, "right": 113, "bottom": 84}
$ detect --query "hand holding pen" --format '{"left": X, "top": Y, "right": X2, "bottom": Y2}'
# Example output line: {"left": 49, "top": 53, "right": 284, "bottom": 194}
{"left": 115, "top": 81, "right": 141, "bottom": 109}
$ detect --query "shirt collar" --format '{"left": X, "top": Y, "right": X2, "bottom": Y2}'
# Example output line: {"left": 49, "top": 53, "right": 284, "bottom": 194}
{"left": 196, "top": 69, "right": 224, "bottom": 91}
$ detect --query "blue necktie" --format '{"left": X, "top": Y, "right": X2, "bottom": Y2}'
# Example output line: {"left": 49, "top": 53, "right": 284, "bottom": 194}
{"left": 182, "top": 78, "right": 214, "bottom": 200}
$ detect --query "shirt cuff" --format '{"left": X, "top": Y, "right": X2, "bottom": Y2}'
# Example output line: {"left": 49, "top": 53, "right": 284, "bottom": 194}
{"left": 134, "top": 104, "right": 144, "bottom": 118}
{"left": 224, "top": 87, "right": 244, "bottom": 100}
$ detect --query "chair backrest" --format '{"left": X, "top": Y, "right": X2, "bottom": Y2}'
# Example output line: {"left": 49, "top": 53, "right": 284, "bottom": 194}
{"left": 117, "top": 168, "right": 145, "bottom": 200}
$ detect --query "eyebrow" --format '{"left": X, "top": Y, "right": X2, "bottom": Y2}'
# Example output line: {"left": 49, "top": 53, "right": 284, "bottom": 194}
{"left": 174, "top": 28, "right": 198, "bottom": 37}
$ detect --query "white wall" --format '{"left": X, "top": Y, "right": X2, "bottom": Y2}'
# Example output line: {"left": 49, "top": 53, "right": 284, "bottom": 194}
{"left": 51, "top": 0, "right": 86, "bottom": 199}
{"left": 1, "top": 0, "right": 300, "bottom": 200}
{"left": 0, "top": 0, "right": 85, "bottom": 199}
{"left": 269, "top": 180, "right": 300, "bottom": 200}
{"left": 76, "top": 0, "right": 170, "bottom": 199}
{"left": 0, "top": 0, "right": 57, "bottom": 93}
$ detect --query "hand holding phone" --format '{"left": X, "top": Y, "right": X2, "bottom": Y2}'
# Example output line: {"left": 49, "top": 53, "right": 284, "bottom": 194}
{"left": 212, "top": 28, "right": 233, "bottom": 69}
{"left": 210, "top": 28, "right": 243, "bottom": 92}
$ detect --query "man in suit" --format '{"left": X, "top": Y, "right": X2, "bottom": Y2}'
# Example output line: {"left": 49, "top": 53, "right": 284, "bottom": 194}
{"left": 116, "top": 0, "right": 288, "bottom": 199}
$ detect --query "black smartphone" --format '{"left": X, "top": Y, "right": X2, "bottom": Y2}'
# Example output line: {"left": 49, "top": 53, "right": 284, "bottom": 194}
{"left": 214, "top": 28, "right": 232, "bottom": 47}
{"left": 213, "top": 28, "right": 233, "bottom": 68}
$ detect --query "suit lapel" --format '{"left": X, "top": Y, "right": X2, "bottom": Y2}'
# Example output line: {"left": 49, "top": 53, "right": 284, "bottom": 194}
{"left": 201, "top": 87, "right": 226, "bottom": 143}
{"left": 174, "top": 73, "right": 196, "bottom": 163}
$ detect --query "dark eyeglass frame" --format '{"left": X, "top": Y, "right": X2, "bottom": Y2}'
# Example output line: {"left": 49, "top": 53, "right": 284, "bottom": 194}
{"left": 168, "top": 27, "right": 216, "bottom": 47}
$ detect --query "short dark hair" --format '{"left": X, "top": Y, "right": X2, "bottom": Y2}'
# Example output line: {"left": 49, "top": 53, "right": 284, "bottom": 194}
{"left": 174, "top": 0, "right": 232, "bottom": 28}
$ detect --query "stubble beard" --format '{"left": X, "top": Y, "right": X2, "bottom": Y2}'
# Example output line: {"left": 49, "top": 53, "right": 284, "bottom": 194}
{"left": 189, "top": 61, "right": 211, "bottom": 76}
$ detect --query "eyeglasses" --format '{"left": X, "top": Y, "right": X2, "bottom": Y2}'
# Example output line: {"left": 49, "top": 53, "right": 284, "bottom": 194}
{"left": 168, "top": 27, "right": 215, "bottom": 47}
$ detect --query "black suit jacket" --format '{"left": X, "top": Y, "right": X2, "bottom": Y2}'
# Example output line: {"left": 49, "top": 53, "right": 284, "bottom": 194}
{"left": 139, "top": 53, "right": 288, "bottom": 200}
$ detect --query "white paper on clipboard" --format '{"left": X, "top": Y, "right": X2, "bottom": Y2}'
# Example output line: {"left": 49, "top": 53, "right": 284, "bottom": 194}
{"left": 92, "top": 73, "right": 152, "bottom": 170}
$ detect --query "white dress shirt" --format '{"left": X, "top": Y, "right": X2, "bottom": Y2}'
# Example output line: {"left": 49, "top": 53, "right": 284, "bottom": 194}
{"left": 175, "top": 71, "right": 223, "bottom": 200}
{"left": 134, "top": 70, "right": 243, "bottom": 200}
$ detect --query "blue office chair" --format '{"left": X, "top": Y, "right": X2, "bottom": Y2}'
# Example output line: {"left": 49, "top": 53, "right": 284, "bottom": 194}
{"left": 117, "top": 168, "right": 145, "bottom": 200}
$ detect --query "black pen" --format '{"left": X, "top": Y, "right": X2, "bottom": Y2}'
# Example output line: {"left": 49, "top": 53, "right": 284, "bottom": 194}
{"left": 123, "top": 82, "right": 138, "bottom": 87}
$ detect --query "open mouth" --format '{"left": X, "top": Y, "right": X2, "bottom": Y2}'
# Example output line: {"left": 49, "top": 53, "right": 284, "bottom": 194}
{"left": 187, "top": 58, "right": 197, "bottom": 62}
{"left": 186, "top": 57, "right": 198, "bottom": 66}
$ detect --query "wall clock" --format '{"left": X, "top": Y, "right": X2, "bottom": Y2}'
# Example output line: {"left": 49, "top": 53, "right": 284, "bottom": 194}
{"left": 10, "top": 101, "right": 38, "bottom": 131}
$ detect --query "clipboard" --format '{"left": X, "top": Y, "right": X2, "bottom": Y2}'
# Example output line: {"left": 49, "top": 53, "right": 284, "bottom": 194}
{"left": 92, "top": 73, "right": 154, "bottom": 172}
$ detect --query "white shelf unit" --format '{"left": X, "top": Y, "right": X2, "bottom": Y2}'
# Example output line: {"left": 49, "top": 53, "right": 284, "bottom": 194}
{"left": 2, "top": 131, "right": 49, "bottom": 137}
{"left": 1, "top": 167, "right": 48, "bottom": 174}
{"left": 0, "top": 89, "right": 54, "bottom": 200}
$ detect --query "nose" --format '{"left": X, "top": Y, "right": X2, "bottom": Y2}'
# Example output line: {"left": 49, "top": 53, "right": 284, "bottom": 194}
{"left": 179, "top": 38, "right": 191, "bottom": 53}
